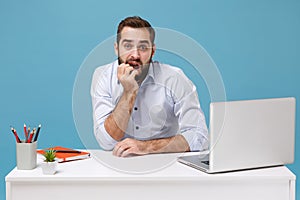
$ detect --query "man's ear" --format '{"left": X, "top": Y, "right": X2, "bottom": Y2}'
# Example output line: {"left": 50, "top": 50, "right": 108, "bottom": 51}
{"left": 151, "top": 44, "right": 156, "bottom": 57}
{"left": 114, "top": 42, "right": 118, "bottom": 56}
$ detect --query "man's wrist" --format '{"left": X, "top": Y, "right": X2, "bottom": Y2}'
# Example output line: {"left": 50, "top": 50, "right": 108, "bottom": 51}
{"left": 123, "top": 89, "right": 138, "bottom": 99}
{"left": 144, "top": 135, "right": 190, "bottom": 154}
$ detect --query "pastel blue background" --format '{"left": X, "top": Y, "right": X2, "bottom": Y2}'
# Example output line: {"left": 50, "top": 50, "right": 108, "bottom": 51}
{"left": 0, "top": 0, "right": 299, "bottom": 199}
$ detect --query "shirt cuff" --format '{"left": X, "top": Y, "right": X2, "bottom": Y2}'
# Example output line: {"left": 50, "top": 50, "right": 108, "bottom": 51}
{"left": 181, "top": 128, "right": 209, "bottom": 152}
{"left": 95, "top": 122, "right": 118, "bottom": 151}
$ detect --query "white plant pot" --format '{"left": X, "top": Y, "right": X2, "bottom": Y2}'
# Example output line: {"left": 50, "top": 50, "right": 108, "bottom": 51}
{"left": 41, "top": 161, "right": 57, "bottom": 175}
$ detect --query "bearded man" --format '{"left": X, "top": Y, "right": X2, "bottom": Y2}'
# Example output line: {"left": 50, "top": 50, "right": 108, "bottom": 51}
{"left": 91, "top": 16, "right": 208, "bottom": 157}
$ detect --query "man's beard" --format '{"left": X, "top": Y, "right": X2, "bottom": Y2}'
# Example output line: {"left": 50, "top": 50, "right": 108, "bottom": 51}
{"left": 118, "top": 50, "right": 153, "bottom": 80}
{"left": 118, "top": 57, "right": 152, "bottom": 66}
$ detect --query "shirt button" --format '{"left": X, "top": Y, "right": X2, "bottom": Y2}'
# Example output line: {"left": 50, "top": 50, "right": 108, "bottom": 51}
{"left": 134, "top": 107, "right": 138, "bottom": 111}
{"left": 136, "top": 126, "right": 139, "bottom": 130}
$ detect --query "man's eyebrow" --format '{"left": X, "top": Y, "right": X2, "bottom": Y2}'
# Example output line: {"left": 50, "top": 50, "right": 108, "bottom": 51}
{"left": 121, "top": 39, "right": 133, "bottom": 44}
{"left": 121, "top": 39, "right": 150, "bottom": 44}
{"left": 139, "top": 40, "right": 150, "bottom": 44}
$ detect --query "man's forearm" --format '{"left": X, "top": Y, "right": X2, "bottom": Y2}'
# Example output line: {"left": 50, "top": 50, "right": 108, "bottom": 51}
{"left": 145, "top": 135, "right": 190, "bottom": 154}
{"left": 104, "top": 91, "right": 137, "bottom": 141}
{"left": 113, "top": 134, "right": 190, "bottom": 157}
{"left": 113, "top": 135, "right": 190, "bottom": 157}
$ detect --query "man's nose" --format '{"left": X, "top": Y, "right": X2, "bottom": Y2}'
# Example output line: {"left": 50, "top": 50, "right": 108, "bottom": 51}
{"left": 130, "top": 48, "right": 140, "bottom": 59}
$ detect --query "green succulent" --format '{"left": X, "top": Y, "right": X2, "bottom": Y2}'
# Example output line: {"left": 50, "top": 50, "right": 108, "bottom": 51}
{"left": 43, "top": 149, "right": 56, "bottom": 162}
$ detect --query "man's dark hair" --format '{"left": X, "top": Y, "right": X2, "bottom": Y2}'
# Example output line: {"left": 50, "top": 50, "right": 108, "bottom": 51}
{"left": 117, "top": 16, "right": 155, "bottom": 45}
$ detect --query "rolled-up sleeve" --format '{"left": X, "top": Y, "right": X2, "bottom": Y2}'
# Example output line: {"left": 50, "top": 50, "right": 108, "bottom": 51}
{"left": 172, "top": 69, "right": 209, "bottom": 151}
{"left": 91, "top": 66, "right": 118, "bottom": 150}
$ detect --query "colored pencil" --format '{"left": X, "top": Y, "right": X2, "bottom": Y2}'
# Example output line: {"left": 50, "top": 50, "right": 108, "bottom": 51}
{"left": 27, "top": 128, "right": 35, "bottom": 143}
{"left": 24, "top": 123, "right": 28, "bottom": 141}
{"left": 33, "top": 124, "right": 41, "bottom": 142}
{"left": 11, "top": 127, "right": 21, "bottom": 143}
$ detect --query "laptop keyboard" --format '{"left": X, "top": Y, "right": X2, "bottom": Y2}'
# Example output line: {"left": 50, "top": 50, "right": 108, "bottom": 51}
{"left": 201, "top": 161, "right": 209, "bottom": 165}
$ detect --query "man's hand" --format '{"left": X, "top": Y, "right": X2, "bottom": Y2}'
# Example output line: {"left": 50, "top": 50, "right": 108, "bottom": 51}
{"left": 113, "top": 138, "right": 148, "bottom": 157}
{"left": 117, "top": 63, "right": 139, "bottom": 93}
{"left": 112, "top": 135, "right": 190, "bottom": 157}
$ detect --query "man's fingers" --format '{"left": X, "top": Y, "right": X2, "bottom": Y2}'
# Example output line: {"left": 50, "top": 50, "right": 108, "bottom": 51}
{"left": 116, "top": 146, "right": 124, "bottom": 157}
{"left": 129, "top": 69, "right": 138, "bottom": 79}
{"left": 113, "top": 138, "right": 147, "bottom": 157}
{"left": 117, "top": 63, "right": 126, "bottom": 75}
{"left": 121, "top": 148, "right": 135, "bottom": 157}
{"left": 117, "top": 64, "right": 130, "bottom": 75}
{"left": 113, "top": 139, "right": 135, "bottom": 157}
{"left": 124, "top": 66, "right": 134, "bottom": 75}
{"left": 113, "top": 142, "right": 130, "bottom": 157}
{"left": 113, "top": 144, "right": 123, "bottom": 157}
{"left": 112, "top": 143, "right": 121, "bottom": 156}
{"left": 117, "top": 64, "right": 136, "bottom": 83}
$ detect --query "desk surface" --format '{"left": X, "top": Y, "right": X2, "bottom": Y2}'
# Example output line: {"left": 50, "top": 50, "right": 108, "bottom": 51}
{"left": 6, "top": 150, "right": 296, "bottom": 200}
{"left": 6, "top": 150, "right": 296, "bottom": 182}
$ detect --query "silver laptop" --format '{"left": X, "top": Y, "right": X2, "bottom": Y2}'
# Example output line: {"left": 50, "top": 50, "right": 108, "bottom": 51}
{"left": 178, "top": 97, "right": 296, "bottom": 173}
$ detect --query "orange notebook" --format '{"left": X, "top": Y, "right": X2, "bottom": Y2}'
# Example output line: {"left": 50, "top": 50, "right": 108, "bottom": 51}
{"left": 37, "top": 146, "right": 90, "bottom": 163}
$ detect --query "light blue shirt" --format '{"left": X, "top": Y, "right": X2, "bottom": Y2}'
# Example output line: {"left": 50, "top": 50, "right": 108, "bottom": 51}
{"left": 91, "top": 60, "right": 208, "bottom": 151}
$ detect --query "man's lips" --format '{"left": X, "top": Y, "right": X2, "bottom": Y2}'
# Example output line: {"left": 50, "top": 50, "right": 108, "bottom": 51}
{"left": 127, "top": 61, "right": 142, "bottom": 69}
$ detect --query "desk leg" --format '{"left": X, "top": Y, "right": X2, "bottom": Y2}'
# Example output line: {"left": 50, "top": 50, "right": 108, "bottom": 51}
{"left": 6, "top": 181, "right": 11, "bottom": 200}
{"left": 289, "top": 179, "right": 295, "bottom": 200}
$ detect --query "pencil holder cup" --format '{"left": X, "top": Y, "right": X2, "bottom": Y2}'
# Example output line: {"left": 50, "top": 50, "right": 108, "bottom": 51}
{"left": 16, "top": 141, "right": 37, "bottom": 170}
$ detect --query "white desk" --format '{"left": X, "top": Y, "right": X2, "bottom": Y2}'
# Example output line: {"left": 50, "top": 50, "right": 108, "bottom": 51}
{"left": 6, "top": 150, "right": 296, "bottom": 200}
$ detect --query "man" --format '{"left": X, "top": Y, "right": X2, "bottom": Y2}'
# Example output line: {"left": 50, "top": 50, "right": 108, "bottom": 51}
{"left": 91, "top": 16, "right": 208, "bottom": 157}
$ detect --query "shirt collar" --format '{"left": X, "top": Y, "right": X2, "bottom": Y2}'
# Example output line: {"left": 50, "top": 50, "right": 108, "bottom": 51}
{"left": 143, "top": 61, "right": 155, "bottom": 84}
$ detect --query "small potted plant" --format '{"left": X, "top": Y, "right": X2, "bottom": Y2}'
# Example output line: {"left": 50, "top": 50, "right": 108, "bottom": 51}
{"left": 41, "top": 149, "right": 57, "bottom": 175}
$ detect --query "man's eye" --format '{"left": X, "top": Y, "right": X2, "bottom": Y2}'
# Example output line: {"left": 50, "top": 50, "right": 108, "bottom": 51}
{"left": 124, "top": 43, "right": 132, "bottom": 49}
{"left": 138, "top": 45, "right": 148, "bottom": 51}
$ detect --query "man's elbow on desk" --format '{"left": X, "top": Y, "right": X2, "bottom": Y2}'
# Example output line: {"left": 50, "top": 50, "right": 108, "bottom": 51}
{"left": 94, "top": 125, "right": 118, "bottom": 151}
